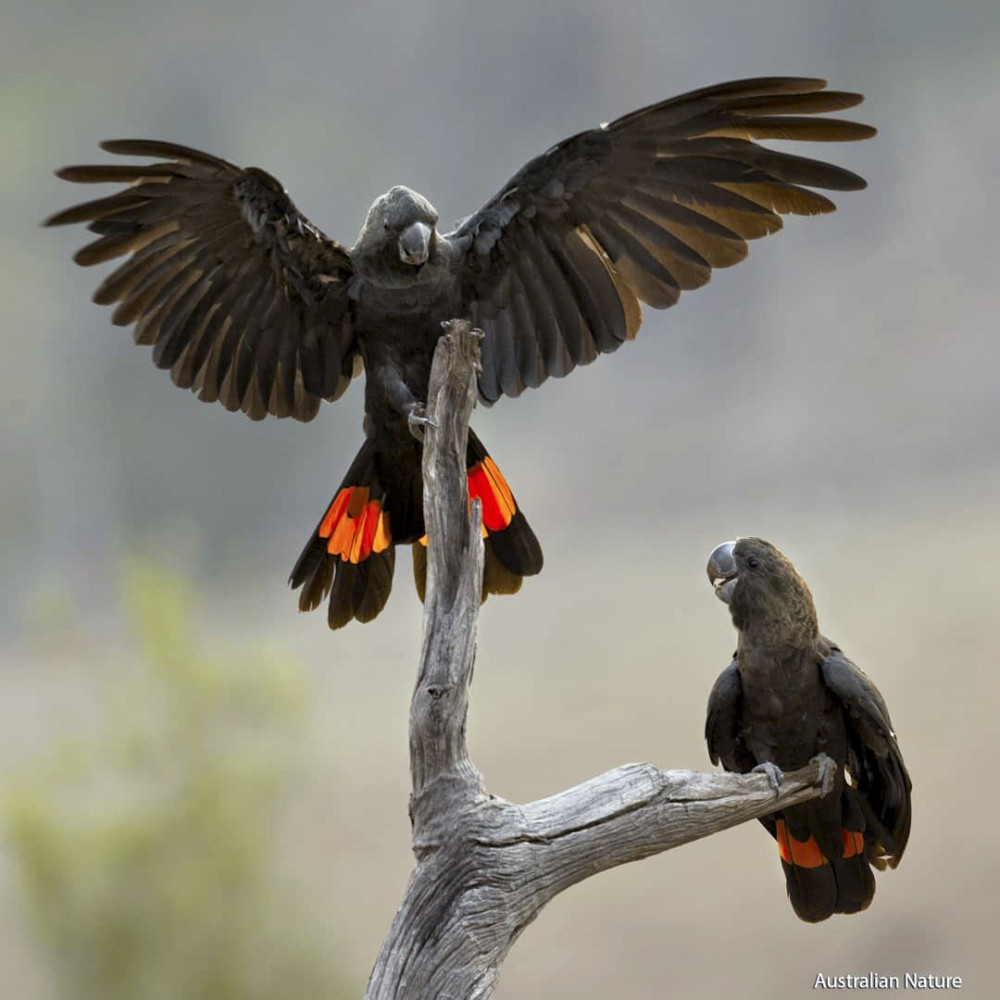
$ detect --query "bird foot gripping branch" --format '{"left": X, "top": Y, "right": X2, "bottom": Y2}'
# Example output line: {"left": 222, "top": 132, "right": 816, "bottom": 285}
{"left": 752, "top": 761, "right": 785, "bottom": 794}
{"left": 406, "top": 402, "right": 437, "bottom": 441}
{"left": 811, "top": 753, "right": 838, "bottom": 798}
{"left": 751, "top": 754, "right": 837, "bottom": 798}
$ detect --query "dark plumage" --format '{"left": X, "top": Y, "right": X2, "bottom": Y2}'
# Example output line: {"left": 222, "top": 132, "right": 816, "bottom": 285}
{"left": 705, "top": 538, "right": 911, "bottom": 922}
{"left": 47, "top": 78, "right": 875, "bottom": 628}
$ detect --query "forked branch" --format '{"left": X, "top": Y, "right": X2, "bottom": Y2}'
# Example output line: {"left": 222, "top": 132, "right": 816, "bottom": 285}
{"left": 365, "top": 320, "right": 824, "bottom": 1000}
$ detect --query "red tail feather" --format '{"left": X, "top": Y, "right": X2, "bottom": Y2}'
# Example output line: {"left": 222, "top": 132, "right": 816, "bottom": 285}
{"left": 318, "top": 486, "right": 391, "bottom": 564}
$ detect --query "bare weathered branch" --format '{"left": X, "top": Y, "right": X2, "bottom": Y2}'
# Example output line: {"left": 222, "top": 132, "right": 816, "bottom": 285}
{"left": 485, "top": 760, "right": 824, "bottom": 901}
{"left": 366, "top": 321, "right": 825, "bottom": 999}
{"left": 408, "top": 321, "right": 485, "bottom": 838}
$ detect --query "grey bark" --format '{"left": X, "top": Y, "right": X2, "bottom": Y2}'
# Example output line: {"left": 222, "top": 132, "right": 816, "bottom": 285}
{"left": 365, "top": 320, "right": 825, "bottom": 1000}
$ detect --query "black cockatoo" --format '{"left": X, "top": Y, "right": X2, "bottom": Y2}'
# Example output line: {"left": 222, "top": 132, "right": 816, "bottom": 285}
{"left": 705, "top": 537, "right": 911, "bottom": 922}
{"left": 47, "top": 78, "right": 875, "bottom": 628}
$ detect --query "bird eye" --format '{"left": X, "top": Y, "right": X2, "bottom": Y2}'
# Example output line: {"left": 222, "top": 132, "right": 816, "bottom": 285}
{"left": 747, "top": 556, "right": 760, "bottom": 570}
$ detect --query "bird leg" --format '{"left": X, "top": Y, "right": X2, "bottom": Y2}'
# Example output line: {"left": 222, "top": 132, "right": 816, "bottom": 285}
{"left": 752, "top": 761, "right": 785, "bottom": 795}
{"left": 810, "top": 753, "right": 838, "bottom": 798}
{"left": 407, "top": 402, "right": 438, "bottom": 441}
{"left": 368, "top": 367, "right": 438, "bottom": 441}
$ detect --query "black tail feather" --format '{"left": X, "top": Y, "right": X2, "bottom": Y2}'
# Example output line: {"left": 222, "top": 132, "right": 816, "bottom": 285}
{"left": 290, "top": 439, "right": 398, "bottom": 630}
{"left": 782, "top": 859, "right": 839, "bottom": 923}
{"left": 412, "top": 536, "right": 533, "bottom": 604}
{"left": 410, "top": 430, "right": 542, "bottom": 604}
{"left": 292, "top": 428, "right": 543, "bottom": 628}
{"left": 486, "top": 508, "right": 543, "bottom": 579}
{"left": 466, "top": 429, "right": 543, "bottom": 581}
{"left": 327, "top": 548, "right": 395, "bottom": 629}
{"left": 774, "top": 794, "right": 878, "bottom": 922}
{"left": 781, "top": 851, "right": 875, "bottom": 922}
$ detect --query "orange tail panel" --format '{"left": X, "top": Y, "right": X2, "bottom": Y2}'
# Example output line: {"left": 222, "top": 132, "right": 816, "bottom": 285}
{"left": 319, "top": 486, "right": 392, "bottom": 564}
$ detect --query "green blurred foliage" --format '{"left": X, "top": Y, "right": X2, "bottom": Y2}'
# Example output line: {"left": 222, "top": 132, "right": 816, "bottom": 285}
{"left": 3, "top": 563, "right": 351, "bottom": 1000}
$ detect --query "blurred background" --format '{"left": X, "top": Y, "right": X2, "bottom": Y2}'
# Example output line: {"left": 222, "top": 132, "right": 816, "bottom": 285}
{"left": 3, "top": 0, "right": 999, "bottom": 995}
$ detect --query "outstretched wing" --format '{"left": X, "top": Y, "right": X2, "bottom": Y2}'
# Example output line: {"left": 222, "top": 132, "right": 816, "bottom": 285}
{"left": 46, "top": 141, "right": 359, "bottom": 421}
{"left": 449, "top": 77, "right": 875, "bottom": 402}
{"left": 705, "top": 658, "right": 755, "bottom": 773}
{"left": 820, "top": 644, "right": 912, "bottom": 869}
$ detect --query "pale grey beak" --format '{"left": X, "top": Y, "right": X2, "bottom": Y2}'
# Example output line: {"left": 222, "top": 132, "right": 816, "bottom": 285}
{"left": 707, "top": 540, "right": 738, "bottom": 604}
{"left": 399, "top": 221, "right": 432, "bottom": 265}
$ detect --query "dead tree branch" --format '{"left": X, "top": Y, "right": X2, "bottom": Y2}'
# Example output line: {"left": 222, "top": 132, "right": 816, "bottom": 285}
{"left": 365, "top": 320, "right": 825, "bottom": 1000}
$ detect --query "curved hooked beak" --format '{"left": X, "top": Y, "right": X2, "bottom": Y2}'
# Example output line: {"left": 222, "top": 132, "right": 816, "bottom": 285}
{"left": 399, "top": 221, "right": 432, "bottom": 266}
{"left": 707, "top": 540, "right": 738, "bottom": 604}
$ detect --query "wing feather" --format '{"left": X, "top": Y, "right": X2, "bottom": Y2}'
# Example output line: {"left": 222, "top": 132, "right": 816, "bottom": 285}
{"left": 821, "top": 645, "right": 912, "bottom": 868}
{"left": 705, "top": 658, "right": 755, "bottom": 773}
{"left": 449, "top": 76, "right": 874, "bottom": 400}
{"left": 517, "top": 225, "right": 584, "bottom": 373}
{"left": 47, "top": 141, "right": 357, "bottom": 421}
{"left": 541, "top": 223, "right": 622, "bottom": 356}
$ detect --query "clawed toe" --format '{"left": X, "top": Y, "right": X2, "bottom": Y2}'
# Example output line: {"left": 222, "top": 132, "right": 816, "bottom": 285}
{"left": 407, "top": 403, "right": 438, "bottom": 441}
{"left": 752, "top": 761, "right": 785, "bottom": 795}
{"left": 810, "top": 753, "right": 838, "bottom": 798}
